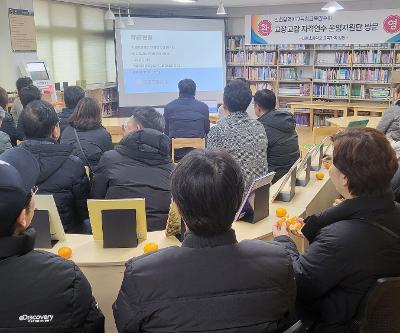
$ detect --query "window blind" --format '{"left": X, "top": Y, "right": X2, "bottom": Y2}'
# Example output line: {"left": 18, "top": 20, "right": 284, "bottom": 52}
{"left": 33, "top": 0, "right": 116, "bottom": 85}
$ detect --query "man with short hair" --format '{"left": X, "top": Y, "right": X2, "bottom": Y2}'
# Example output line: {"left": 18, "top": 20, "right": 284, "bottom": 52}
{"left": 17, "top": 84, "right": 42, "bottom": 140}
{"left": 11, "top": 76, "right": 33, "bottom": 125}
{"left": 254, "top": 89, "right": 300, "bottom": 183}
{"left": 207, "top": 79, "right": 268, "bottom": 185}
{"left": 18, "top": 100, "right": 90, "bottom": 233}
{"left": 164, "top": 79, "right": 210, "bottom": 160}
{"left": 92, "top": 107, "right": 174, "bottom": 231}
{"left": 59, "top": 86, "right": 85, "bottom": 133}
{"left": 0, "top": 147, "right": 104, "bottom": 332}
{"left": 113, "top": 149, "right": 296, "bottom": 332}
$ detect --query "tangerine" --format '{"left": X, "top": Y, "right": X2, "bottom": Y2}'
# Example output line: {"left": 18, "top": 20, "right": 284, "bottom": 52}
{"left": 276, "top": 208, "right": 287, "bottom": 218}
{"left": 323, "top": 160, "right": 332, "bottom": 170}
{"left": 316, "top": 172, "right": 325, "bottom": 180}
{"left": 144, "top": 242, "right": 159, "bottom": 254}
{"left": 58, "top": 247, "right": 72, "bottom": 260}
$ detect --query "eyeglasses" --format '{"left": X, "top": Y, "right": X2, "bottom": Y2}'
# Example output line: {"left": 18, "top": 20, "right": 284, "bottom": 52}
{"left": 24, "top": 186, "right": 38, "bottom": 208}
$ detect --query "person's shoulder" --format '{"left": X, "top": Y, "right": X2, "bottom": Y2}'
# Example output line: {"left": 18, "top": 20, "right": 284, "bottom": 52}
{"left": 239, "top": 239, "right": 289, "bottom": 257}
{"left": 30, "top": 250, "right": 78, "bottom": 273}
{"left": 0, "top": 130, "right": 11, "bottom": 142}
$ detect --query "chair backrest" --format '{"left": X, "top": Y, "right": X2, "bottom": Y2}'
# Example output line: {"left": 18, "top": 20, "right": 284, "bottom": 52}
{"left": 282, "top": 320, "right": 303, "bottom": 333}
{"left": 312, "top": 126, "right": 341, "bottom": 144}
{"left": 358, "top": 277, "right": 400, "bottom": 333}
{"left": 171, "top": 137, "right": 206, "bottom": 162}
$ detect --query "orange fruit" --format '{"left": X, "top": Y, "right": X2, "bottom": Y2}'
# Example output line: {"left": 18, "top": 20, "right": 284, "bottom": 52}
{"left": 58, "top": 247, "right": 72, "bottom": 259}
{"left": 276, "top": 207, "right": 287, "bottom": 218}
{"left": 287, "top": 216, "right": 298, "bottom": 227}
{"left": 316, "top": 172, "right": 325, "bottom": 180}
{"left": 323, "top": 160, "right": 332, "bottom": 170}
{"left": 144, "top": 242, "right": 159, "bottom": 254}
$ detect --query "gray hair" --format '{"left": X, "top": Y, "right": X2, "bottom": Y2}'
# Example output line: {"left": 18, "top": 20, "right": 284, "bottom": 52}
{"left": 0, "top": 106, "right": 5, "bottom": 122}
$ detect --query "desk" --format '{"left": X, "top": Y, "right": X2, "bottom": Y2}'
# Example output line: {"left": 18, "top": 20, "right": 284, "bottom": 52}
{"left": 348, "top": 103, "right": 388, "bottom": 116}
{"left": 327, "top": 116, "right": 381, "bottom": 129}
{"left": 43, "top": 168, "right": 338, "bottom": 332}
{"left": 289, "top": 101, "right": 349, "bottom": 128}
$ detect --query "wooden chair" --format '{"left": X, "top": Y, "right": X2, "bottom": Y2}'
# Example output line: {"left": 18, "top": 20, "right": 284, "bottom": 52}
{"left": 171, "top": 138, "right": 206, "bottom": 163}
{"left": 87, "top": 198, "right": 147, "bottom": 242}
{"left": 312, "top": 126, "right": 341, "bottom": 144}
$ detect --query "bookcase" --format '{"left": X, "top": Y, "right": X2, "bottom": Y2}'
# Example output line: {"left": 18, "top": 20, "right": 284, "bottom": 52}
{"left": 226, "top": 36, "right": 400, "bottom": 126}
{"left": 86, "top": 84, "right": 119, "bottom": 117}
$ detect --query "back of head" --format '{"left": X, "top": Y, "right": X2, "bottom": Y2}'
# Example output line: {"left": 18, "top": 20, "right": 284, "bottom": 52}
{"left": 64, "top": 86, "right": 85, "bottom": 109}
{"left": 0, "top": 86, "right": 8, "bottom": 110}
{"left": 132, "top": 107, "right": 165, "bottom": 133}
{"left": 19, "top": 85, "right": 41, "bottom": 108}
{"left": 254, "top": 89, "right": 276, "bottom": 113}
{"left": 223, "top": 79, "right": 252, "bottom": 113}
{"left": 69, "top": 97, "right": 102, "bottom": 130}
{"left": 171, "top": 149, "right": 244, "bottom": 237}
{"left": 16, "top": 77, "right": 33, "bottom": 95}
{"left": 332, "top": 128, "right": 398, "bottom": 197}
{"left": 178, "top": 79, "right": 196, "bottom": 97}
{"left": 21, "top": 100, "right": 59, "bottom": 139}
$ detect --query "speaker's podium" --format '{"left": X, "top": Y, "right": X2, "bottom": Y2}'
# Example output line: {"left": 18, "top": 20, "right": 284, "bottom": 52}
{"left": 87, "top": 199, "right": 147, "bottom": 248}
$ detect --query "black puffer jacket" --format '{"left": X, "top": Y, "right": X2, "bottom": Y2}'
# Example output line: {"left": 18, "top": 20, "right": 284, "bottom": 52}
{"left": 92, "top": 129, "right": 174, "bottom": 231}
{"left": 58, "top": 107, "right": 75, "bottom": 133}
{"left": 19, "top": 139, "right": 90, "bottom": 233}
{"left": 61, "top": 125, "right": 113, "bottom": 171}
{"left": 1, "top": 112, "right": 19, "bottom": 146}
{"left": 0, "top": 228, "right": 105, "bottom": 332}
{"left": 258, "top": 111, "right": 300, "bottom": 183}
{"left": 113, "top": 229, "right": 296, "bottom": 333}
{"left": 275, "top": 193, "right": 400, "bottom": 333}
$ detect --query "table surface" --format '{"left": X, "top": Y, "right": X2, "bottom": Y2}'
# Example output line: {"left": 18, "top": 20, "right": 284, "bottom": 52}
{"left": 327, "top": 116, "right": 381, "bottom": 128}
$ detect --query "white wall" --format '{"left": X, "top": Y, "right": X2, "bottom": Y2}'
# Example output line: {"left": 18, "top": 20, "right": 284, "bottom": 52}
{"left": 0, "top": 0, "right": 38, "bottom": 91}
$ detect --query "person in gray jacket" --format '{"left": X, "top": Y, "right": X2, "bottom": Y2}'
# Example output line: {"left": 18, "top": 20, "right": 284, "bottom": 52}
{"left": 0, "top": 106, "right": 12, "bottom": 154}
{"left": 377, "top": 84, "right": 400, "bottom": 141}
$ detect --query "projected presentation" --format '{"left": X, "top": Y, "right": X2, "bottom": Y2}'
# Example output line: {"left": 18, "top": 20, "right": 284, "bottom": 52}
{"left": 115, "top": 18, "right": 225, "bottom": 107}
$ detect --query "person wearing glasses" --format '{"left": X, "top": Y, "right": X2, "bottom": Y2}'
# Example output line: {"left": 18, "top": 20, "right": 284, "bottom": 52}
{"left": 92, "top": 107, "right": 174, "bottom": 231}
{"left": 0, "top": 148, "right": 104, "bottom": 332}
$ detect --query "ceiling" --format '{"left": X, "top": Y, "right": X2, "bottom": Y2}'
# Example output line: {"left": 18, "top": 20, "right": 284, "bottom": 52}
{"left": 60, "top": 0, "right": 354, "bottom": 8}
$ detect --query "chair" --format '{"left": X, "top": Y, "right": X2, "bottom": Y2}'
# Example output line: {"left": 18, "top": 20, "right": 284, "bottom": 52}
{"left": 171, "top": 138, "right": 206, "bottom": 163}
{"left": 312, "top": 126, "right": 341, "bottom": 144}
{"left": 282, "top": 320, "right": 303, "bottom": 333}
{"left": 356, "top": 277, "right": 400, "bottom": 333}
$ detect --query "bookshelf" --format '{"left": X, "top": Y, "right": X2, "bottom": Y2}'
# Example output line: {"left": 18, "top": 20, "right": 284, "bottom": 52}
{"left": 86, "top": 84, "right": 119, "bottom": 117}
{"left": 226, "top": 36, "right": 399, "bottom": 126}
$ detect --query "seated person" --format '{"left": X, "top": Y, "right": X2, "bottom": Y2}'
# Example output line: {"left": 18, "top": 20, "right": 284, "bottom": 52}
{"left": 113, "top": 149, "right": 296, "bottom": 332}
{"left": 255, "top": 89, "right": 300, "bottom": 183}
{"left": 92, "top": 107, "right": 174, "bottom": 231}
{"left": 207, "top": 79, "right": 268, "bottom": 185}
{"left": 164, "top": 79, "right": 210, "bottom": 160}
{"left": 0, "top": 86, "right": 18, "bottom": 146}
{"left": 18, "top": 100, "right": 90, "bottom": 233}
{"left": 0, "top": 148, "right": 104, "bottom": 332}
{"left": 0, "top": 107, "right": 12, "bottom": 154}
{"left": 61, "top": 97, "right": 113, "bottom": 171}
{"left": 377, "top": 83, "right": 400, "bottom": 141}
{"left": 10, "top": 76, "right": 33, "bottom": 126}
{"left": 17, "top": 84, "right": 42, "bottom": 140}
{"left": 273, "top": 128, "right": 400, "bottom": 333}
{"left": 59, "top": 86, "right": 85, "bottom": 133}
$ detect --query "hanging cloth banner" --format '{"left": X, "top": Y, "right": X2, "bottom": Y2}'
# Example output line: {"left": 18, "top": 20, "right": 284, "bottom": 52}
{"left": 246, "top": 9, "right": 400, "bottom": 45}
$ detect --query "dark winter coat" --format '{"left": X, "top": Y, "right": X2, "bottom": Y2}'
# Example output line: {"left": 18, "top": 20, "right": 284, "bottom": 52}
{"left": 1, "top": 112, "right": 19, "bottom": 146}
{"left": 113, "top": 229, "right": 296, "bottom": 333}
{"left": 258, "top": 110, "right": 300, "bottom": 183}
{"left": 275, "top": 192, "right": 400, "bottom": 333}
{"left": 92, "top": 129, "right": 174, "bottom": 231}
{"left": 61, "top": 125, "right": 113, "bottom": 171}
{"left": 0, "top": 227, "right": 105, "bottom": 332}
{"left": 58, "top": 107, "right": 75, "bottom": 133}
{"left": 19, "top": 139, "right": 90, "bottom": 233}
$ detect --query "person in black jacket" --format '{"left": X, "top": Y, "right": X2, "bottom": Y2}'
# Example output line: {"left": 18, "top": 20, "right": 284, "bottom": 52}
{"left": 59, "top": 86, "right": 85, "bottom": 133}
{"left": 113, "top": 149, "right": 296, "bottom": 333}
{"left": 273, "top": 128, "right": 400, "bottom": 333}
{"left": 0, "top": 86, "right": 19, "bottom": 146}
{"left": 0, "top": 147, "right": 104, "bottom": 332}
{"left": 61, "top": 97, "right": 113, "bottom": 171}
{"left": 17, "top": 84, "right": 42, "bottom": 140}
{"left": 254, "top": 89, "right": 300, "bottom": 183}
{"left": 92, "top": 107, "right": 174, "bottom": 231}
{"left": 10, "top": 76, "right": 33, "bottom": 126}
{"left": 164, "top": 79, "right": 210, "bottom": 160}
{"left": 18, "top": 100, "right": 90, "bottom": 233}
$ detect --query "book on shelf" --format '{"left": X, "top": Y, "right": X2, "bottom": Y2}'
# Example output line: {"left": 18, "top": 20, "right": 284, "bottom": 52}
{"left": 246, "top": 44, "right": 277, "bottom": 51}
{"left": 313, "top": 114, "right": 334, "bottom": 127}
{"left": 314, "top": 68, "right": 350, "bottom": 81}
{"left": 250, "top": 82, "right": 275, "bottom": 94}
{"left": 227, "top": 51, "right": 245, "bottom": 65}
{"left": 247, "top": 67, "right": 277, "bottom": 81}
{"left": 352, "top": 50, "right": 393, "bottom": 65}
{"left": 279, "top": 83, "right": 310, "bottom": 96}
{"left": 351, "top": 85, "right": 390, "bottom": 100}
{"left": 227, "top": 67, "right": 245, "bottom": 79}
{"left": 279, "top": 52, "right": 310, "bottom": 65}
{"left": 351, "top": 68, "right": 389, "bottom": 82}
{"left": 315, "top": 51, "right": 352, "bottom": 65}
{"left": 280, "top": 67, "right": 313, "bottom": 81}
{"left": 313, "top": 83, "right": 349, "bottom": 98}
{"left": 226, "top": 36, "right": 244, "bottom": 50}
{"left": 246, "top": 51, "right": 277, "bottom": 65}
{"left": 316, "top": 44, "right": 352, "bottom": 50}
{"left": 294, "top": 113, "right": 310, "bottom": 126}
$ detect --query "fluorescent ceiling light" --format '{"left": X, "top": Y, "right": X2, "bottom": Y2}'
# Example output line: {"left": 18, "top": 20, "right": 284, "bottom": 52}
{"left": 104, "top": 3, "right": 115, "bottom": 20}
{"left": 172, "top": 0, "right": 197, "bottom": 3}
{"left": 216, "top": 0, "right": 226, "bottom": 15}
{"left": 321, "top": 1, "right": 344, "bottom": 13}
